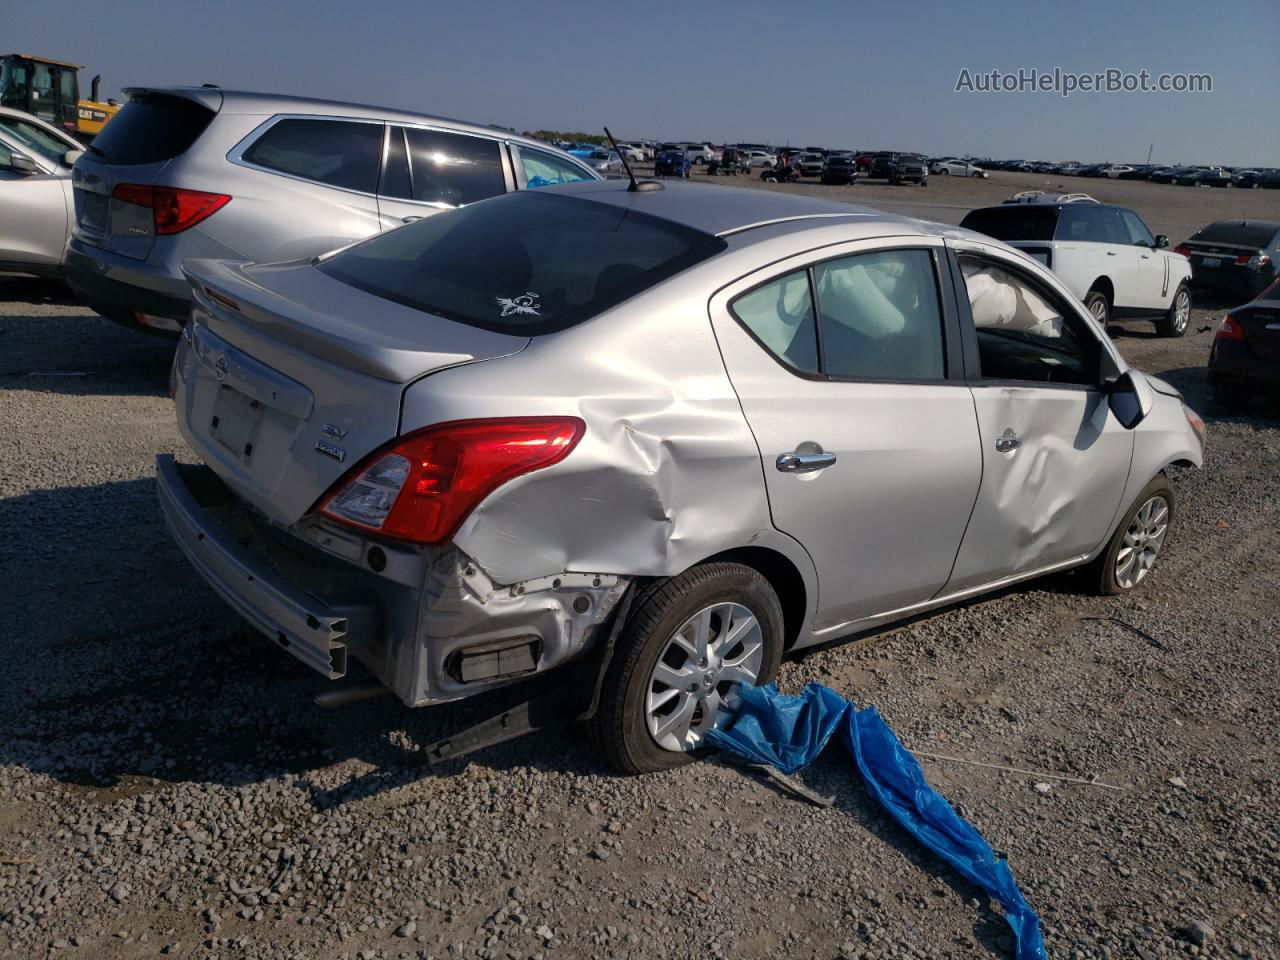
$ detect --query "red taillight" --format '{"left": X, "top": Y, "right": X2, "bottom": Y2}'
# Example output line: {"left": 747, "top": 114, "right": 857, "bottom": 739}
{"left": 111, "top": 184, "right": 231, "bottom": 235}
{"left": 1234, "top": 253, "right": 1271, "bottom": 269}
{"left": 1215, "top": 315, "right": 1245, "bottom": 341}
{"left": 318, "top": 418, "right": 585, "bottom": 545}
{"left": 1174, "top": 244, "right": 1191, "bottom": 259}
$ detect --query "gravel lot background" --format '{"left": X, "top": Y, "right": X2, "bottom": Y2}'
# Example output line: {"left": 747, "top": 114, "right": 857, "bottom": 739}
{"left": 2, "top": 171, "right": 1278, "bottom": 960}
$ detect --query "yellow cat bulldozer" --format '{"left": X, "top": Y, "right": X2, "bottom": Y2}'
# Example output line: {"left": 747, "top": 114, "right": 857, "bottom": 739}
{"left": 0, "top": 53, "right": 121, "bottom": 142}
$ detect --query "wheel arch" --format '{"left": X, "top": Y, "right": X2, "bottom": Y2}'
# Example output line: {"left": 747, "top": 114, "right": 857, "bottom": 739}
{"left": 698, "top": 545, "right": 811, "bottom": 651}
{"left": 1087, "top": 275, "right": 1115, "bottom": 304}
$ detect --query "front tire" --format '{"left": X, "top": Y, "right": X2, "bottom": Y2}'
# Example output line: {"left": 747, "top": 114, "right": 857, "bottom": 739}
{"left": 1156, "top": 282, "right": 1191, "bottom": 337}
{"left": 590, "top": 563, "right": 784, "bottom": 775}
{"left": 1084, "top": 476, "right": 1174, "bottom": 595}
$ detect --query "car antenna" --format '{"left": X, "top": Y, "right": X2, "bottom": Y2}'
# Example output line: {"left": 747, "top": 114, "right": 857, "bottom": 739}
{"left": 604, "top": 126, "right": 662, "bottom": 192}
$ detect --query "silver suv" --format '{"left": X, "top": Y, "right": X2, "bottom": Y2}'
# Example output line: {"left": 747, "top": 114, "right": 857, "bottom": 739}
{"left": 65, "top": 88, "right": 599, "bottom": 334}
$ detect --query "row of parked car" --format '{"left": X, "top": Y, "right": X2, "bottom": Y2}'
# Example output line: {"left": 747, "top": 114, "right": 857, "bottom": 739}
{"left": 979, "top": 158, "right": 1279, "bottom": 188}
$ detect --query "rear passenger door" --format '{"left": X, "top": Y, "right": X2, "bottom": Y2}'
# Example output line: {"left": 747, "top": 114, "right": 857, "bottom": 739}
{"left": 708, "top": 238, "right": 983, "bottom": 635}
{"left": 375, "top": 125, "right": 510, "bottom": 228}
{"left": 230, "top": 116, "right": 385, "bottom": 260}
{"left": 1053, "top": 205, "right": 1137, "bottom": 309}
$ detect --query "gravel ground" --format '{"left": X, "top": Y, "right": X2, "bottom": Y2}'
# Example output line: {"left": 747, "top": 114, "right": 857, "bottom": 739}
{"left": 1, "top": 176, "right": 1278, "bottom": 960}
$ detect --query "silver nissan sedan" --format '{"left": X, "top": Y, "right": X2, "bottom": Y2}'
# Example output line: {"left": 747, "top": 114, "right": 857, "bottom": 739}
{"left": 158, "top": 180, "right": 1205, "bottom": 773}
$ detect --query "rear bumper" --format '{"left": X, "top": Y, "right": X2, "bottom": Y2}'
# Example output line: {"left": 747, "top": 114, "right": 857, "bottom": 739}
{"left": 1208, "top": 340, "right": 1280, "bottom": 391}
{"left": 157, "top": 454, "right": 371, "bottom": 678}
{"left": 65, "top": 238, "right": 193, "bottom": 326}
{"left": 156, "top": 455, "right": 631, "bottom": 706}
{"left": 1190, "top": 266, "right": 1275, "bottom": 300}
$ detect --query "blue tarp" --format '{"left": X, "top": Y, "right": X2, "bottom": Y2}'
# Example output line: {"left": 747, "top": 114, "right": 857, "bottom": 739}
{"left": 707, "top": 683, "right": 1047, "bottom": 960}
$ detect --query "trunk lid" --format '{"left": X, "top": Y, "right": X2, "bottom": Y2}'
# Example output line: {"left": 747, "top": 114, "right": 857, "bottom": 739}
{"left": 71, "top": 89, "right": 220, "bottom": 260}
{"left": 175, "top": 258, "right": 530, "bottom": 525}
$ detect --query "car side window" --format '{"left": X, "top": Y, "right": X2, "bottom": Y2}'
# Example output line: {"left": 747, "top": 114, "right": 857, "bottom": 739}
{"left": 813, "top": 250, "right": 945, "bottom": 380}
{"left": 243, "top": 118, "right": 383, "bottom": 193}
{"left": 731, "top": 270, "right": 820, "bottom": 374}
{"left": 1055, "top": 206, "right": 1107, "bottom": 243}
{"left": 403, "top": 128, "right": 506, "bottom": 206}
{"left": 959, "top": 256, "right": 1099, "bottom": 386}
{"left": 1120, "top": 210, "right": 1156, "bottom": 247}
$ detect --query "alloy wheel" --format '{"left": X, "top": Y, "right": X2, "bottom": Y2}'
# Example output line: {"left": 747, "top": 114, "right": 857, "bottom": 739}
{"left": 1173, "top": 289, "right": 1190, "bottom": 332}
{"left": 645, "top": 602, "right": 764, "bottom": 752}
{"left": 1115, "top": 495, "right": 1170, "bottom": 588}
{"left": 1089, "top": 297, "right": 1108, "bottom": 322}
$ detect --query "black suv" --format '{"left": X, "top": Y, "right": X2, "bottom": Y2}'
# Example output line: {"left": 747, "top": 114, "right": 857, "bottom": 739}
{"left": 820, "top": 154, "right": 858, "bottom": 185}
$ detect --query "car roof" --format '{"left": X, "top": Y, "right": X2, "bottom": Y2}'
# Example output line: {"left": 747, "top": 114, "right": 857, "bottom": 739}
{"left": 1192, "top": 220, "right": 1280, "bottom": 245}
{"left": 538, "top": 180, "right": 931, "bottom": 240}
{"left": 121, "top": 86, "right": 554, "bottom": 151}
{"left": 0, "top": 105, "right": 83, "bottom": 148}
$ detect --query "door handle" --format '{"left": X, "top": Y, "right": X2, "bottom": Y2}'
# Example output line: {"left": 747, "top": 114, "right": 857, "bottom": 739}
{"left": 401, "top": 216, "right": 423, "bottom": 223}
{"left": 776, "top": 451, "right": 837, "bottom": 473}
{"left": 994, "top": 429, "right": 1022, "bottom": 453}
{"left": 1105, "top": 251, "right": 1117, "bottom": 256}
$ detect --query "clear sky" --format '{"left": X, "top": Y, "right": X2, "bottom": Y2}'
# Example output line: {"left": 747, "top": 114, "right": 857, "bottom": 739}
{"left": 4, "top": 0, "right": 1276, "bottom": 166}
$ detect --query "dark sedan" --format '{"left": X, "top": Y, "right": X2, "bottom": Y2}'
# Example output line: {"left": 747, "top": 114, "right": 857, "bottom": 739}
{"left": 1174, "top": 167, "right": 1231, "bottom": 187}
{"left": 1177, "top": 220, "right": 1280, "bottom": 299}
{"left": 1208, "top": 280, "right": 1280, "bottom": 407}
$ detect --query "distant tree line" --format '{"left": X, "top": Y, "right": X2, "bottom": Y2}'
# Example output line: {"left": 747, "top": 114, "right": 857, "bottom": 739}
{"left": 525, "top": 130, "right": 607, "bottom": 145}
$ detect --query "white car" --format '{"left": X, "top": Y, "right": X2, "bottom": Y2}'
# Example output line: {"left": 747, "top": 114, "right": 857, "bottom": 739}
{"left": 746, "top": 150, "right": 776, "bottom": 168}
{"left": 0, "top": 106, "right": 84, "bottom": 278}
{"left": 616, "top": 143, "right": 646, "bottom": 163}
{"left": 961, "top": 200, "right": 1193, "bottom": 336}
{"left": 933, "top": 159, "right": 987, "bottom": 178}
{"left": 678, "top": 143, "right": 720, "bottom": 165}
{"left": 1101, "top": 165, "right": 1134, "bottom": 179}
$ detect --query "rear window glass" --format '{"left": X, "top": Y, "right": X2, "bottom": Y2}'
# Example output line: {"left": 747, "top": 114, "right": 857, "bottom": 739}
{"left": 318, "top": 191, "right": 727, "bottom": 335}
{"left": 960, "top": 207, "right": 1057, "bottom": 242}
{"left": 1192, "top": 221, "right": 1280, "bottom": 248}
{"left": 87, "top": 95, "right": 214, "bottom": 165}
{"left": 243, "top": 118, "right": 382, "bottom": 193}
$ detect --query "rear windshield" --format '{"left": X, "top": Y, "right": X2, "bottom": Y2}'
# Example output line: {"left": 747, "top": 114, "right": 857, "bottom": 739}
{"left": 1191, "top": 220, "right": 1280, "bottom": 248}
{"left": 87, "top": 94, "right": 214, "bottom": 165}
{"left": 960, "top": 206, "right": 1057, "bottom": 242}
{"left": 318, "top": 191, "right": 728, "bottom": 335}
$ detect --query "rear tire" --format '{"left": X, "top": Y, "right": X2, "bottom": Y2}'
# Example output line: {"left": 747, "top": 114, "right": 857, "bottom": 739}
{"left": 1083, "top": 475, "right": 1174, "bottom": 595}
{"left": 1156, "top": 282, "right": 1191, "bottom": 337}
{"left": 590, "top": 563, "right": 784, "bottom": 775}
{"left": 1083, "top": 289, "right": 1111, "bottom": 326}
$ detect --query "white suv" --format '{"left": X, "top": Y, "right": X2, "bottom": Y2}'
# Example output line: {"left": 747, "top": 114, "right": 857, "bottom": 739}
{"left": 960, "top": 201, "right": 1193, "bottom": 336}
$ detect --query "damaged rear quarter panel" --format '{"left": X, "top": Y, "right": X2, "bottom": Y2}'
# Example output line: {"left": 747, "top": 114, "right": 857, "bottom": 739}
{"left": 397, "top": 265, "right": 817, "bottom": 620}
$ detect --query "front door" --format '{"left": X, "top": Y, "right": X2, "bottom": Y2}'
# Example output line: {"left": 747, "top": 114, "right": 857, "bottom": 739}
{"left": 708, "top": 238, "right": 983, "bottom": 633}
{"left": 947, "top": 246, "right": 1134, "bottom": 589}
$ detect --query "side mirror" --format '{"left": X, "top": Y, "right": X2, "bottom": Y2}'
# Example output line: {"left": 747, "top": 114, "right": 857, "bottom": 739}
{"left": 7, "top": 153, "right": 38, "bottom": 175}
{"left": 1106, "top": 370, "right": 1154, "bottom": 429}
{"left": 1155, "top": 235, "right": 1170, "bottom": 249}
{"left": 63, "top": 148, "right": 84, "bottom": 166}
